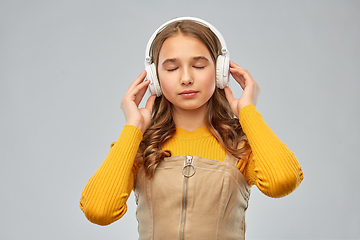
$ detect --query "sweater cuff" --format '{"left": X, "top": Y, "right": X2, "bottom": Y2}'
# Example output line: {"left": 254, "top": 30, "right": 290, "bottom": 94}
{"left": 121, "top": 125, "right": 143, "bottom": 141}
{"left": 239, "top": 105, "right": 258, "bottom": 125}
{"left": 110, "top": 125, "right": 143, "bottom": 152}
{"left": 238, "top": 104, "right": 266, "bottom": 138}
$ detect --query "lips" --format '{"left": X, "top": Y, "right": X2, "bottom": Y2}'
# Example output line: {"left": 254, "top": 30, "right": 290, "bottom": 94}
{"left": 179, "top": 90, "right": 199, "bottom": 98}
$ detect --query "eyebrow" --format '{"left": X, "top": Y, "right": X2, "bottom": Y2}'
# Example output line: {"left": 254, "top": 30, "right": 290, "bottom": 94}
{"left": 162, "top": 58, "right": 178, "bottom": 65}
{"left": 161, "top": 56, "right": 209, "bottom": 65}
{"left": 192, "top": 56, "right": 210, "bottom": 62}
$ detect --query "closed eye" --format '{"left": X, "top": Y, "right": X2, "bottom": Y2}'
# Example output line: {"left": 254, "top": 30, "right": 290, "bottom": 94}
{"left": 167, "top": 67, "right": 178, "bottom": 72}
{"left": 193, "top": 66, "right": 205, "bottom": 69}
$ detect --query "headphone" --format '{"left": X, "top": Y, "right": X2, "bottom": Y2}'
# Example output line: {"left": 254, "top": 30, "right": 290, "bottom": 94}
{"left": 144, "top": 17, "right": 230, "bottom": 97}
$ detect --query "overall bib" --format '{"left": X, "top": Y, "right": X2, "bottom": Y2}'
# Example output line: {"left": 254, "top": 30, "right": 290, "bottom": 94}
{"left": 135, "top": 153, "right": 250, "bottom": 240}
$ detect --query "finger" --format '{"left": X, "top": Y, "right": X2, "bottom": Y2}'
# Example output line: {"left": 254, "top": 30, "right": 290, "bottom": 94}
{"left": 230, "top": 67, "right": 256, "bottom": 88}
{"left": 127, "top": 70, "right": 147, "bottom": 92}
{"left": 134, "top": 80, "right": 150, "bottom": 105}
{"left": 224, "top": 87, "right": 235, "bottom": 103}
{"left": 144, "top": 95, "right": 156, "bottom": 112}
{"left": 230, "top": 68, "right": 246, "bottom": 89}
{"left": 229, "top": 62, "right": 250, "bottom": 77}
{"left": 230, "top": 61, "right": 245, "bottom": 70}
{"left": 230, "top": 69, "right": 246, "bottom": 83}
{"left": 229, "top": 66, "right": 249, "bottom": 78}
{"left": 129, "top": 78, "right": 150, "bottom": 99}
{"left": 122, "top": 79, "right": 150, "bottom": 108}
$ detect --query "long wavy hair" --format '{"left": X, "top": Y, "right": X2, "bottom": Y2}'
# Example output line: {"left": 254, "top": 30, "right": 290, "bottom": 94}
{"left": 136, "top": 20, "right": 250, "bottom": 177}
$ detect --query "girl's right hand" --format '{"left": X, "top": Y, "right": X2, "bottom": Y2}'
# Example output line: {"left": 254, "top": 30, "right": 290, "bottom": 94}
{"left": 120, "top": 70, "right": 156, "bottom": 134}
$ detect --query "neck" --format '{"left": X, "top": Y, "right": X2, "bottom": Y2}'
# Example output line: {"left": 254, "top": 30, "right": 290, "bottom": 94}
{"left": 172, "top": 104, "right": 208, "bottom": 132}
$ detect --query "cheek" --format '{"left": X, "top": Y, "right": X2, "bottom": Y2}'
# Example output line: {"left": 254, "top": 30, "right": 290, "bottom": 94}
{"left": 202, "top": 70, "right": 216, "bottom": 91}
{"left": 207, "top": 82, "right": 216, "bottom": 96}
{"left": 159, "top": 79, "right": 170, "bottom": 92}
{"left": 157, "top": 72, "right": 173, "bottom": 97}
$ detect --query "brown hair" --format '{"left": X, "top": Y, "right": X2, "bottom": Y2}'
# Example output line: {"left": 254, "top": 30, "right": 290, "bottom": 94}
{"left": 136, "top": 20, "right": 250, "bottom": 177}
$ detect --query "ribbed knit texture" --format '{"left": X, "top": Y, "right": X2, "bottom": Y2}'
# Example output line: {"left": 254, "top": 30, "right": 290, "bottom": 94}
{"left": 80, "top": 125, "right": 142, "bottom": 225}
{"left": 163, "top": 126, "right": 227, "bottom": 161}
{"left": 239, "top": 105, "right": 303, "bottom": 197}
{"left": 80, "top": 104, "right": 303, "bottom": 225}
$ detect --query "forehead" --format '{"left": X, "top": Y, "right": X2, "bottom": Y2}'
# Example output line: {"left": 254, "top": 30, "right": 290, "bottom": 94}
{"left": 158, "top": 34, "right": 212, "bottom": 60}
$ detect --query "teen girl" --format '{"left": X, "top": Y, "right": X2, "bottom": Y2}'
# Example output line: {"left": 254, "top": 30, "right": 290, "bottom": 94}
{"left": 80, "top": 17, "right": 303, "bottom": 239}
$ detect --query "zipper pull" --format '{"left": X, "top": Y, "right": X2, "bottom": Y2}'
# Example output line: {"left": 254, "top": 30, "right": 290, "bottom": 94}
{"left": 187, "top": 155, "right": 193, "bottom": 165}
{"left": 182, "top": 155, "right": 195, "bottom": 178}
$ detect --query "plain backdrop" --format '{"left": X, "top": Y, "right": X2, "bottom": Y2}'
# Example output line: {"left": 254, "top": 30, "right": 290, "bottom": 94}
{"left": 1, "top": 0, "right": 359, "bottom": 239}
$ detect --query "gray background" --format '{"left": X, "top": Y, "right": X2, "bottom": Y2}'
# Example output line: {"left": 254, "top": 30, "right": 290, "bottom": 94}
{"left": 1, "top": 0, "right": 359, "bottom": 239}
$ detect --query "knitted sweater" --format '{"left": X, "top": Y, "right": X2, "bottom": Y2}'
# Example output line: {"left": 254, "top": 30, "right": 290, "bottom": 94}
{"left": 80, "top": 105, "right": 303, "bottom": 226}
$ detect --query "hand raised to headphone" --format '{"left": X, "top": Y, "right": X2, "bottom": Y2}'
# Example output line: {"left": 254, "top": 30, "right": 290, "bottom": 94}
{"left": 120, "top": 70, "right": 156, "bottom": 134}
{"left": 224, "top": 61, "right": 261, "bottom": 118}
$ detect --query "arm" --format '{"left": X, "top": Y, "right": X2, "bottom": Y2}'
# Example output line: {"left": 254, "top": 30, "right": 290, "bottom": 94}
{"left": 225, "top": 62, "right": 303, "bottom": 198}
{"left": 79, "top": 125, "right": 142, "bottom": 225}
{"left": 80, "top": 71, "right": 155, "bottom": 225}
{"left": 239, "top": 105, "right": 303, "bottom": 198}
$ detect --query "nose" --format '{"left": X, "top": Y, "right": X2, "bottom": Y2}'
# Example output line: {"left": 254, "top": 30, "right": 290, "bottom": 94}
{"left": 180, "top": 68, "right": 193, "bottom": 86}
{"left": 181, "top": 78, "right": 193, "bottom": 85}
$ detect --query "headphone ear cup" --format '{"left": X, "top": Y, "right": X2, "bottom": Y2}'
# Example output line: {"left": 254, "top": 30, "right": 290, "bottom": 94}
{"left": 146, "top": 63, "right": 162, "bottom": 96}
{"left": 215, "top": 55, "right": 224, "bottom": 88}
{"left": 215, "top": 55, "right": 230, "bottom": 89}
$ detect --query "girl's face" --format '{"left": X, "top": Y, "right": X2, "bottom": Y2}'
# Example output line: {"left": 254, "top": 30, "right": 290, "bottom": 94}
{"left": 157, "top": 33, "right": 216, "bottom": 113}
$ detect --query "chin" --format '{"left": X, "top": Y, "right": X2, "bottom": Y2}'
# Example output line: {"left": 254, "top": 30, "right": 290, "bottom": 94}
{"left": 177, "top": 102, "right": 209, "bottom": 112}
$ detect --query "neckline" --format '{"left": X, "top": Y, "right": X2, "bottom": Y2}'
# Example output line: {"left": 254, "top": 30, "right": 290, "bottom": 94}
{"left": 173, "top": 125, "right": 213, "bottom": 139}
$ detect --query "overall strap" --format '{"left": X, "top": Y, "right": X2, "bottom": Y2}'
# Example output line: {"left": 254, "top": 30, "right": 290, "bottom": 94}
{"left": 224, "top": 140, "right": 247, "bottom": 167}
{"left": 224, "top": 153, "right": 238, "bottom": 167}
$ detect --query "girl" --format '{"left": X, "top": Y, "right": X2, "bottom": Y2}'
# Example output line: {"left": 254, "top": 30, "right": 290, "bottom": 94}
{"left": 80, "top": 17, "right": 303, "bottom": 239}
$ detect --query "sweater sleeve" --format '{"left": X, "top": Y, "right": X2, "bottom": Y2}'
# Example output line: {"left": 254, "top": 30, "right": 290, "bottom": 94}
{"left": 239, "top": 105, "right": 303, "bottom": 198}
{"left": 79, "top": 125, "right": 142, "bottom": 225}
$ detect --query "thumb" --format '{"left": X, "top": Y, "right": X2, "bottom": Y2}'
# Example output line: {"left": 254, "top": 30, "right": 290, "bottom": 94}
{"left": 145, "top": 95, "right": 156, "bottom": 112}
{"left": 224, "top": 87, "right": 235, "bottom": 104}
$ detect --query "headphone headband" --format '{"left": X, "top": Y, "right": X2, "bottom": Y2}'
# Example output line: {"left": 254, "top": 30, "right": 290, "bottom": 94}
{"left": 145, "top": 17, "right": 229, "bottom": 66}
{"left": 144, "top": 17, "right": 230, "bottom": 96}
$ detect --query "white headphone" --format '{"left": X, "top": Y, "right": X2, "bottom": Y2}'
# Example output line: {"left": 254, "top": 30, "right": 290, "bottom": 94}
{"left": 144, "top": 17, "right": 230, "bottom": 97}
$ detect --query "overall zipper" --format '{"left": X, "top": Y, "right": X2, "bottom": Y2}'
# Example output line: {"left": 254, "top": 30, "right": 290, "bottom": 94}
{"left": 180, "top": 155, "right": 195, "bottom": 240}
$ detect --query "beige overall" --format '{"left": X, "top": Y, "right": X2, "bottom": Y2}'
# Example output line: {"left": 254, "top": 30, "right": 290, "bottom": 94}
{"left": 135, "top": 154, "right": 250, "bottom": 240}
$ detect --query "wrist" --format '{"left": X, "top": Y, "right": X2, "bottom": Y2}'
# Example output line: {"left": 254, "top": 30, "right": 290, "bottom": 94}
{"left": 239, "top": 100, "right": 254, "bottom": 110}
{"left": 126, "top": 121, "right": 145, "bottom": 134}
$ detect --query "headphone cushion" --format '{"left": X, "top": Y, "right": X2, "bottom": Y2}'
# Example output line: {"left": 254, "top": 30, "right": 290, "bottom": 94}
{"left": 216, "top": 55, "right": 224, "bottom": 88}
{"left": 216, "top": 55, "right": 230, "bottom": 89}
{"left": 146, "top": 63, "right": 162, "bottom": 96}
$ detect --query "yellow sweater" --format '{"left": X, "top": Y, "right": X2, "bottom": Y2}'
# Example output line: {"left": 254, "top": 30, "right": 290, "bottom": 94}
{"left": 80, "top": 105, "right": 303, "bottom": 226}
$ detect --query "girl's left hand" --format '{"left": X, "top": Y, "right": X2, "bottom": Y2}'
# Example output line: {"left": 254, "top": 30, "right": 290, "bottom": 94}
{"left": 224, "top": 61, "right": 261, "bottom": 117}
